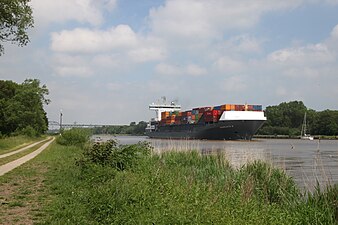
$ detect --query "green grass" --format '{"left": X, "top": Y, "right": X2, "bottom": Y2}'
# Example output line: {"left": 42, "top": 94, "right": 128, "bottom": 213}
{"left": 0, "top": 138, "right": 52, "bottom": 166}
{"left": 1, "top": 140, "right": 337, "bottom": 224}
{"left": 40, "top": 142, "right": 337, "bottom": 224}
{"left": 0, "top": 135, "right": 45, "bottom": 155}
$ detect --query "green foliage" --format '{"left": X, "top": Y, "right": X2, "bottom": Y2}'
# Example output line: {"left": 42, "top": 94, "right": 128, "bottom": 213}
{"left": 0, "top": 0, "right": 34, "bottom": 55}
{"left": 43, "top": 145, "right": 338, "bottom": 224}
{"left": 312, "top": 110, "right": 338, "bottom": 136}
{"left": 81, "top": 140, "right": 151, "bottom": 171}
{"left": 16, "top": 125, "right": 37, "bottom": 137}
{"left": 56, "top": 128, "right": 90, "bottom": 147}
{"left": 238, "top": 161, "right": 299, "bottom": 204}
{"left": 259, "top": 101, "right": 338, "bottom": 136}
{"left": 0, "top": 79, "right": 50, "bottom": 136}
{"left": 92, "top": 121, "right": 148, "bottom": 135}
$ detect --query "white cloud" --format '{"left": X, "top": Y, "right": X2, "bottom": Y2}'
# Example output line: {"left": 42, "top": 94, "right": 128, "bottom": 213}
{"left": 267, "top": 43, "right": 335, "bottom": 66}
{"left": 224, "top": 35, "right": 262, "bottom": 53}
{"left": 50, "top": 25, "right": 166, "bottom": 73}
{"left": 106, "top": 82, "right": 123, "bottom": 91}
{"left": 214, "top": 56, "right": 245, "bottom": 73}
{"left": 51, "top": 25, "right": 138, "bottom": 53}
{"left": 31, "top": 0, "right": 116, "bottom": 27}
{"left": 56, "top": 66, "right": 93, "bottom": 77}
{"left": 149, "top": 0, "right": 303, "bottom": 42}
{"left": 91, "top": 54, "right": 122, "bottom": 68}
{"left": 128, "top": 47, "right": 166, "bottom": 62}
{"left": 155, "top": 63, "right": 182, "bottom": 75}
{"left": 52, "top": 54, "right": 93, "bottom": 77}
{"left": 220, "top": 76, "right": 248, "bottom": 92}
{"left": 155, "top": 63, "right": 207, "bottom": 76}
{"left": 185, "top": 64, "right": 207, "bottom": 76}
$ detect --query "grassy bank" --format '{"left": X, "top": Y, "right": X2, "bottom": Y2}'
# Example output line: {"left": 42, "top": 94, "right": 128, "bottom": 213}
{"left": 1, "top": 136, "right": 337, "bottom": 224}
{"left": 0, "top": 135, "right": 46, "bottom": 155}
{"left": 0, "top": 138, "right": 52, "bottom": 166}
{"left": 41, "top": 141, "right": 337, "bottom": 224}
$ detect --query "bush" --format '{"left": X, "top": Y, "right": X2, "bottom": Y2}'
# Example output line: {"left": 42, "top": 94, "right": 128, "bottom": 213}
{"left": 20, "top": 126, "right": 38, "bottom": 137}
{"left": 56, "top": 128, "right": 90, "bottom": 147}
{"left": 82, "top": 139, "right": 152, "bottom": 171}
{"left": 12, "top": 126, "right": 38, "bottom": 137}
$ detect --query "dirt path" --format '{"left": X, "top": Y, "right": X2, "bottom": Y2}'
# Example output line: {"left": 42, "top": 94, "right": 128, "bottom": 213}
{"left": 0, "top": 137, "right": 55, "bottom": 176}
{"left": 0, "top": 138, "right": 50, "bottom": 159}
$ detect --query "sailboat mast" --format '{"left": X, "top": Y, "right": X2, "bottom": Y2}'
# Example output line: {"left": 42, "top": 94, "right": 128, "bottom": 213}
{"left": 301, "top": 112, "right": 307, "bottom": 136}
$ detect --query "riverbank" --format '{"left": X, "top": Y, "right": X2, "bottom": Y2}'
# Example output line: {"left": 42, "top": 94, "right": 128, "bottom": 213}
{"left": 1, "top": 138, "right": 336, "bottom": 224}
{"left": 254, "top": 134, "right": 338, "bottom": 140}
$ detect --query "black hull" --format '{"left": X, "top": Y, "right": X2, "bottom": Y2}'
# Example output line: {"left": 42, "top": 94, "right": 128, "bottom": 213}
{"left": 146, "top": 120, "right": 265, "bottom": 140}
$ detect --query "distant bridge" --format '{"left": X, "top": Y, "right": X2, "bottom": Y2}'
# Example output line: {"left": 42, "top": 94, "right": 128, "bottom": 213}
{"left": 48, "top": 121, "right": 112, "bottom": 133}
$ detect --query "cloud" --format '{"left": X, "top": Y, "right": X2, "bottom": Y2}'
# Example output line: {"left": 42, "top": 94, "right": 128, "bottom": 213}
{"left": 155, "top": 63, "right": 207, "bottom": 76}
{"left": 224, "top": 35, "right": 262, "bottom": 53}
{"left": 155, "top": 63, "right": 182, "bottom": 75}
{"left": 31, "top": 0, "right": 117, "bottom": 27}
{"left": 128, "top": 47, "right": 166, "bottom": 62}
{"left": 185, "top": 64, "right": 207, "bottom": 76}
{"left": 148, "top": 0, "right": 303, "bottom": 42}
{"left": 52, "top": 54, "right": 93, "bottom": 77}
{"left": 267, "top": 43, "right": 335, "bottom": 66}
{"left": 50, "top": 25, "right": 167, "bottom": 76}
{"left": 214, "top": 56, "right": 245, "bottom": 73}
{"left": 220, "top": 75, "right": 248, "bottom": 92}
{"left": 51, "top": 25, "right": 138, "bottom": 53}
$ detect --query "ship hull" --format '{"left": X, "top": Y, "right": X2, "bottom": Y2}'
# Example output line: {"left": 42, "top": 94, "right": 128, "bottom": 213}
{"left": 146, "top": 120, "right": 265, "bottom": 140}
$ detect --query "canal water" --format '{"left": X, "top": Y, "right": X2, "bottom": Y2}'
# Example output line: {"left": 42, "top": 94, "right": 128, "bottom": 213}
{"left": 93, "top": 135, "right": 338, "bottom": 192}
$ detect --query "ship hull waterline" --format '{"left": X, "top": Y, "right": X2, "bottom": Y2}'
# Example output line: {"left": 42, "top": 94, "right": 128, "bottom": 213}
{"left": 146, "top": 120, "right": 265, "bottom": 140}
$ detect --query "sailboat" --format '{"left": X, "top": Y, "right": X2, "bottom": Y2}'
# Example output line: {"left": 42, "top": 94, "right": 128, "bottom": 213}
{"left": 300, "top": 112, "right": 314, "bottom": 140}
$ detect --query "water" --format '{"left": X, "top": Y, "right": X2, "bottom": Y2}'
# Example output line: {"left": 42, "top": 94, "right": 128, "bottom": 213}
{"left": 92, "top": 135, "right": 338, "bottom": 192}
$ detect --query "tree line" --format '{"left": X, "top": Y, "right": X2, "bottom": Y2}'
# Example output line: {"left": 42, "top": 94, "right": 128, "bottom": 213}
{"left": 0, "top": 79, "right": 50, "bottom": 137}
{"left": 92, "top": 121, "right": 148, "bottom": 136}
{"left": 258, "top": 101, "right": 338, "bottom": 136}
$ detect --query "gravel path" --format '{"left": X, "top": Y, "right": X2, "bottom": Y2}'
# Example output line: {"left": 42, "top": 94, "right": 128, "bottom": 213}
{"left": 0, "top": 137, "right": 55, "bottom": 176}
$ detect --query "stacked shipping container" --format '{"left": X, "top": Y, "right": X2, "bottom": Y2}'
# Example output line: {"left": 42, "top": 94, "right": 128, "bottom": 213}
{"left": 160, "top": 104, "right": 263, "bottom": 126}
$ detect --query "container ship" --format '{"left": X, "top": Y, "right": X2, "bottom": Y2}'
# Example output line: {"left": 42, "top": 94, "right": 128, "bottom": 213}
{"left": 146, "top": 99, "right": 267, "bottom": 140}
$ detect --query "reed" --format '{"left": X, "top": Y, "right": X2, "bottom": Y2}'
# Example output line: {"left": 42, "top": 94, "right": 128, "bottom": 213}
{"left": 40, "top": 140, "right": 338, "bottom": 224}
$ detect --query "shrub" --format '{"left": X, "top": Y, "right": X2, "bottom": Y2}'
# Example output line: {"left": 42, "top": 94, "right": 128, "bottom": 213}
{"left": 20, "top": 126, "right": 38, "bottom": 137}
{"left": 12, "top": 126, "right": 38, "bottom": 137}
{"left": 82, "top": 140, "right": 152, "bottom": 171}
{"left": 56, "top": 128, "right": 90, "bottom": 147}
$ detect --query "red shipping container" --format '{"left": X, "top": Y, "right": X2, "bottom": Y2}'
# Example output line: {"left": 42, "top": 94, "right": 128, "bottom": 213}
{"left": 212, "top": 110, "right": 219, "bottom": 116}
{"left": 204, "top": 111, "right": 212, "bottom": 116}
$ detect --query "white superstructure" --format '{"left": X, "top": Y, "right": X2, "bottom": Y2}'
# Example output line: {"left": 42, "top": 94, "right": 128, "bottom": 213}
{"left": 149, "top": 102, "right": 181, "bottom": 121}
{"left": 219, "top": 111, "right": 267, "bottom": 121}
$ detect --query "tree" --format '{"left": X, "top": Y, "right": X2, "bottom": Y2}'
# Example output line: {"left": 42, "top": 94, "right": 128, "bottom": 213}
{"left": 0, "top": 0, "right": 34, "bottom": 55}
{"left": 312, "top": 110, "right": 338, "bottom": 136}
{"left": 259, "top": 101, "right": 307, "bottom": 136}
{"left": 0, "top": 79, "right": 50, "bottom": 136}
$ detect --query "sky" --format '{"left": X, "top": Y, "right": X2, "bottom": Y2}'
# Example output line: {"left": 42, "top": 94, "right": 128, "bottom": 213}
{"left": 1, "top": 0, "right": 338, "bottom": 125}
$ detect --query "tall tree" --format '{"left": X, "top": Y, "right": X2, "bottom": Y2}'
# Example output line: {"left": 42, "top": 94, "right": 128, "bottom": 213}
{"left": 0, "top": 79, "right": 50, "bottom": 136}
{"left": 0, "top": 0, "right": 34, "bottom": 55}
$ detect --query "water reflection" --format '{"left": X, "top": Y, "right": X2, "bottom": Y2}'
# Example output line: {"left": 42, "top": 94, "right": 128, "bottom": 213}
{"left": 92, "top": 135, "right": 338, "bottom": 192}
